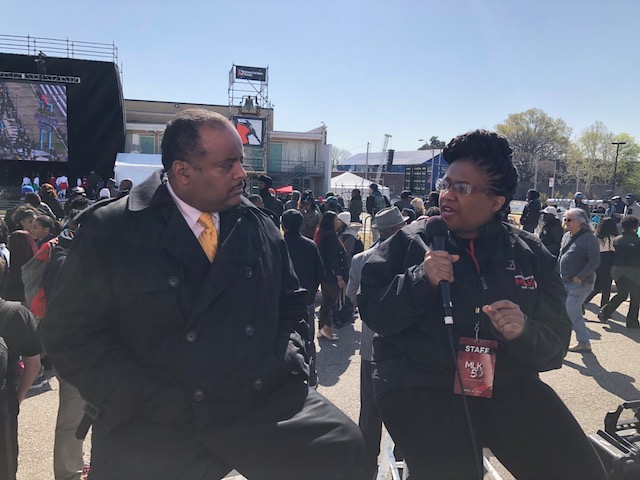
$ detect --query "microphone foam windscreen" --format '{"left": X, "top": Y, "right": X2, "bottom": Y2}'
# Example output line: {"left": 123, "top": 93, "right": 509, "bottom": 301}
{"left": 424, "top": 215, "right": 448, "bottom": 238}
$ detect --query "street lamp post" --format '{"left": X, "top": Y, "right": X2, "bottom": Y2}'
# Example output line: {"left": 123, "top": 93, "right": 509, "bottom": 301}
{"left": 611, "top": 141, "right": 627, "bottom": 197}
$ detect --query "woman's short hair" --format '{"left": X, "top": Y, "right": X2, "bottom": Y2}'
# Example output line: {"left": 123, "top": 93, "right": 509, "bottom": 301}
{"left": 442, "top": 130, "right": 518, "bottom": 210}
{"left": 595, "top": 217, "right": 619, "bottom": 239}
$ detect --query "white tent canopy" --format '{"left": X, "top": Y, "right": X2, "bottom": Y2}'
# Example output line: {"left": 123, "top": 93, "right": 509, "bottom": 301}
{"left": 330, "top": 172, "right": 390, "bottom": 202}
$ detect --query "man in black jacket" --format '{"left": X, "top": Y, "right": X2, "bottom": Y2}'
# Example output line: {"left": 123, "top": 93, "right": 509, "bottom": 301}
{"left": 258, "top": 174, "right": 284, "bottom": 217}
{"left": 520, "top": 189, "right": 541, "bottom": 233}
{"left": 538, "top": 206, "right": 564, "bottom": 257}
{"left": 42, "top": 109, "right": 364, "bottom": 480}
{"left": 600, "top": 215, "right": 640, "bottom": 328}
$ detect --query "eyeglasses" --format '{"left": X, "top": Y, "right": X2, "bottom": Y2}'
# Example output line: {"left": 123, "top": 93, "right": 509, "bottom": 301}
{"left": 435, "top": 178, "right": 493, "bottom": 197}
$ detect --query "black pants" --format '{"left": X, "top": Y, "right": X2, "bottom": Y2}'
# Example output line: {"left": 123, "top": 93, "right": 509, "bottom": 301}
{"left": 586, "top": 251, "right": 614, "bottom": 308}
{"left": 359, "top": 360, "right": 382, "bottom": 480}
{"left": 602, "top": 276, "right": 640, "bottom": 326}
{"left": 89, "top": 382, "right": 365, "bottom": 480}
{"left": 375, "top": 378, "right": 606, "bottom": 480}
{"left": 319, "top": 282, "right": 341, "bottom": 329}
{"left": 306, "top": 303, "right": 318, "bottom": 386}
{"left": 0, "top": 397, "right": 17, "bottom": 480}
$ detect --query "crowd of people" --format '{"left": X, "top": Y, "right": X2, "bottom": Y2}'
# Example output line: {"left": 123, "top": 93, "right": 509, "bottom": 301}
{"left": 20, "top": 170, "right": 113, "bottom": 201}
{"left": 524, "top": 188, "right": 640, "bottom": 353}
{"left": 0, "top": 109, "right": 621, "bottom": 479}
{"left": 0, "top": 176, "right": 134, "bottom": 479}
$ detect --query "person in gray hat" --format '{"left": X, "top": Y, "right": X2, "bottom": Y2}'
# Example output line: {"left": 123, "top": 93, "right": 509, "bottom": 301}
{"left": 623, "top": 193, "right": 640, "bottom": 217}
{"left": 346, "top": 206, "right": 408, "bottom": 479}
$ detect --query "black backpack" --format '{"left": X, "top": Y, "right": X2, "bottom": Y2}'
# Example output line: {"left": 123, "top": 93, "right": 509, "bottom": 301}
{"left": 353, "top": 236, "right": 365, "bottom": 255}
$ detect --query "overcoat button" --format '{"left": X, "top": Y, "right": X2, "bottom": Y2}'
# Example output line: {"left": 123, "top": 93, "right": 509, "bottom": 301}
{"left": 192, "top": 389, "right": 205, "bottom": 402}
{"left": 245, "top": 267, "right": 253, "bottom": 278}
{"left": 185, "top": 331, "right": 197, "bottom": 343}
{"left": 244, "top": 325, "right": 255, "bottom": 336}
{"left": 168, "top": 276, "right": 179, "bottom": 287}
{"left": 252, "top": 378, "right": 264, "bottom": 391}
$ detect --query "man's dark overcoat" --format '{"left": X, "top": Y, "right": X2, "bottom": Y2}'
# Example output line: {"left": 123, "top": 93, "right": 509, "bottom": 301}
{"left": 43, "top": 171, "right": 311, "bottom": 434}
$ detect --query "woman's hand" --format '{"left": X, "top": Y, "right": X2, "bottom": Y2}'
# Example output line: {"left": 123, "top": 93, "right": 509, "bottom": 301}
{"left": 482, "top": 300, "right": 526, "bottom": 341}
{"left": 337, "top": 276, "right": 346, "bottom": 289}
{"left": 422, "top": 250, "right": 460, "bottom": 287}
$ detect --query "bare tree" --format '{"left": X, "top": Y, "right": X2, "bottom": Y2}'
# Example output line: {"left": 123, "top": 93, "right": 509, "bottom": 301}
{"left": 331, "top": 147, "right": 352, "bottom": 169}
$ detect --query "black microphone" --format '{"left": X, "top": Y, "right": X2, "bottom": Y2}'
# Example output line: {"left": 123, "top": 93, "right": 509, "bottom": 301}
{"left": 425, "top": 216, "right": 454, "bottom": 326}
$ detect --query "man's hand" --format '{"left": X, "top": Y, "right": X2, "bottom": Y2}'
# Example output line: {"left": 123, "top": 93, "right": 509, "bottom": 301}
{"left": 337, "top": 276, "right": 346, "bottom": 289}
{"left": 422, "top": 250, "right": 460, "bottom": 287}
{"left": 482, "top": 300, "right": 526, "bottom": 341}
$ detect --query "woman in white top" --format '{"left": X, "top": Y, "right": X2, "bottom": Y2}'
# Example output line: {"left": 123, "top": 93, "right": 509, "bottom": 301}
{"left": 585, "top": 217, "right": 618, "bottom": 309}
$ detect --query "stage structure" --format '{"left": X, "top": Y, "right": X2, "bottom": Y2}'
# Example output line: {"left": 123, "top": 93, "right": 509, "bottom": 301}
{"left": 0, "top": 35, "right": 125, "bottom": 191}
{"left": 228, "top": 64, "right": 271, "bottom": 175}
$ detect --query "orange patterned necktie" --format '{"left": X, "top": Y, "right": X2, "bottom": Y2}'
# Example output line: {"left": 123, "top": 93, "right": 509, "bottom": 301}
{"left": 197, "top": 213, "right": 218, "bottom": 262}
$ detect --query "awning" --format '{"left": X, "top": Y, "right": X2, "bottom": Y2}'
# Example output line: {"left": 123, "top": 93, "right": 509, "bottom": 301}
{"left": 275, "top": 185, "right": 293, "bottom": 194}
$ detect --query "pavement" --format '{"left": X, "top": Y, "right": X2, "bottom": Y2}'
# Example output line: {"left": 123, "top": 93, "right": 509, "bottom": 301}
{"left": 15, "top": 294, "right": 640, "bottom": 480}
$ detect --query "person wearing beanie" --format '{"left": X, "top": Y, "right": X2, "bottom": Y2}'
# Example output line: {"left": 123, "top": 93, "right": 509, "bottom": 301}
{"left": 520, "top": 189, "right": 541, "bottom": 233}
{"left": 282, "top": 209, "right": 324, "bottom": 386}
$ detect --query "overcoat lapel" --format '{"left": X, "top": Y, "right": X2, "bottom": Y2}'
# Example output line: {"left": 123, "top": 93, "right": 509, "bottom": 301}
{"left": 187, "top": 205, "right": 262, "bottom": 325}
{"left": 159, "top": 206, "right": 210, "bottom": 283}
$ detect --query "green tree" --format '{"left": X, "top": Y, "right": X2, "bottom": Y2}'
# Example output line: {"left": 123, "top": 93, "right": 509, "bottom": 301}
{"left": 418, "top": 136, "right": 446, "bottom": 150}
{"left": 495, "top": 108, "right": 572, "bottom": 191}
{"left": 572, "top": 121, "right": 615, "bottom": 194}
{"left": 614, "top": 133, "right": 640, "bottom": 194}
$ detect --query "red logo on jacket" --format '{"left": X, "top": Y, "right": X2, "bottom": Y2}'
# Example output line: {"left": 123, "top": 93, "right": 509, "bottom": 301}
{"left": 514, "top": 275, "right": 537, "bottom": 290}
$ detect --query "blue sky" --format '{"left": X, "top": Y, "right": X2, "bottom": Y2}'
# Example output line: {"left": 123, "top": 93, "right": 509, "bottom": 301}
{"left": 4, "top": 0, "right": 638, "bottom": 154}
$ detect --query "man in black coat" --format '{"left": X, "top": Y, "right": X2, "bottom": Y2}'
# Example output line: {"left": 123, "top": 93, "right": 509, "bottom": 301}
{"left": 42, "top": 109, "right": 364, "bottom": 480}
{"left": 258, "top": 174, "right": 284, "bottom": 217}
{"left": 520, "top": 189, "right": 541, "bottom": 233}
{"left": 538, "top": 206, "right": 564, "bottom": 257}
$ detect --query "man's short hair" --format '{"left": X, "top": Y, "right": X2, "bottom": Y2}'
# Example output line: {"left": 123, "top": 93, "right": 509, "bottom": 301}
{"left": 369, "top": 183, "right": 379, "bottom": 192}
{"left": 281, "top": 209, "right": 303, "bottom": 232}
{"left": 161, "top": 109, "right": 234, "bottom": 171}
{"left": 621, "top": 215, "right": 640, "bottom": 232}
{"left": 248, "top": 194, "right": 263, "bottom": 207}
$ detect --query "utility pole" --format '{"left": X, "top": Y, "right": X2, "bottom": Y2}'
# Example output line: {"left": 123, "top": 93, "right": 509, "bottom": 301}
{"left": 611, "top": 141, "right": 627, "bottom": 197}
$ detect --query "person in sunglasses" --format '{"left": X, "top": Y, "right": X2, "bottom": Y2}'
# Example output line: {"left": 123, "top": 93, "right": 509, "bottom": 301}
{"left": 359, "top": 130, "right": 605, "bottom": 479}
{"left": 558, "top": 209, "right": 601, "bottom": 353}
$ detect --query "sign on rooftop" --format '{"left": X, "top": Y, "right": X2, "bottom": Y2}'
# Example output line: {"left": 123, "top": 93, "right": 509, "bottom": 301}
{"left": 235, "top": 66, "right": 267, "bottom": 81}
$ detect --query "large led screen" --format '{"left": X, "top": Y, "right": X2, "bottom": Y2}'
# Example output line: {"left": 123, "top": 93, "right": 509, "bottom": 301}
{"left": 0, "top": 80, "right": 69, "bottom": 162}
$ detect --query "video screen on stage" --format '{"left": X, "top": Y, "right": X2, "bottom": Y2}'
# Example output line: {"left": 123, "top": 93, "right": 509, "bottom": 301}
{"left": 0, "top": 80, "right": 69, "bottom": 162}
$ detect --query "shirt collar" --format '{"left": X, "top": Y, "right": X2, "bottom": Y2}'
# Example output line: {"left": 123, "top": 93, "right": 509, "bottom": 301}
{"left": 166, "top": 180, "right": 219, "bottom": 233}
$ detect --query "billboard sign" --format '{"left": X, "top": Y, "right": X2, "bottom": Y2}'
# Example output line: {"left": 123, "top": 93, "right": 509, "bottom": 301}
{"left": 235, "top": 66, "right": 267, "bottom": 81}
